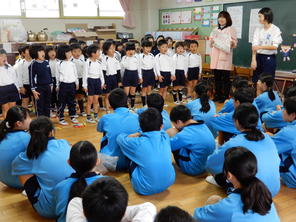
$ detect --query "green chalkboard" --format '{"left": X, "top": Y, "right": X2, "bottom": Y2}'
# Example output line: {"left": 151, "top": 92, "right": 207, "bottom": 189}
{"left": 159, "top": 4, "right": 222, "bottom": 36}
{"left": 224, "top": 0, "right": 296, "bottom": 71}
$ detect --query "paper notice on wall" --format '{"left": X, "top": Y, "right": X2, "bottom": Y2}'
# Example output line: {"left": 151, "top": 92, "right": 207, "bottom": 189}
{"left": 171, "top": 11, "right": 181, "bottom": 24}
{"left": 227, "top": 6, "right": 243, "bottom": 39}
{"left": 249, "top": 8, "right": 263, "bottom": 43}
{"left": 180, "top": 10, "right": 192, "bottom": 24}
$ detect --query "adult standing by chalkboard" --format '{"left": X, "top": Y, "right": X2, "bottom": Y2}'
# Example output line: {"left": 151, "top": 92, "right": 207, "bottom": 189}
{"left": 210, "top": 11, "right": 237, "bottom": 103}
{"left": 251, "top": 7, "right": 282, "bottom": 83}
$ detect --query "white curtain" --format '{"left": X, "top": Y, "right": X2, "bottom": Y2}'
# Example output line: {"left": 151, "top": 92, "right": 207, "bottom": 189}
{"left": 119, "top": 0, "right": 135, "bottom": 29}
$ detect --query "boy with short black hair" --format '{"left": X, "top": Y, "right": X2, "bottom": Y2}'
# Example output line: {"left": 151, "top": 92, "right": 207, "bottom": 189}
{"left": 168, "top": 105, "right": 215, "bottom": 176}
{"left": 66, "top": 177, "right": 157, "bottom": 222}
{"left": 97, "top": 88, "right": 140, "bottom": 170}
{"left": 117, "top": 108, "right": 176, "bottom": 195}
{"left": 155, "top": 206, "right": 196, "bottom": 222}
{"left": 155, "top": 40, "right": 175, "bottom": 103}
{"left": 136, "top": 93, "right": 172, "bottom": 131}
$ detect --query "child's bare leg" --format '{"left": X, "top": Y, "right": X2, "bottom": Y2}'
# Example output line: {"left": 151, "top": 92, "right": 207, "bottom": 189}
{"left": 2, "top": 104, "right": 9, "bottom": 119}
{"left": 130, "top": 87, "right": 136, "bottom": 108}
{"left": 93, "top": 95, "right": 99, "bottom": 119}
{"left": 86, "top": 96, "right": 94, "bottom": 116}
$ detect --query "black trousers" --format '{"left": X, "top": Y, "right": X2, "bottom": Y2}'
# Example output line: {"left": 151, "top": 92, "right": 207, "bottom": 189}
{"left": 35, "top": 85, "right": 51, "bottom": 117}
{"left": 213, "top": 69, "right": 231, "bottom": 99}
{"left": 57, "top": 82, "right": 76, "bottom": 119}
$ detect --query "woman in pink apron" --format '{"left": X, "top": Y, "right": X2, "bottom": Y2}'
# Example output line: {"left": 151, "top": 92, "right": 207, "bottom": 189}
{"left": 210, "top": 11, "right": 237, "bottom": 103}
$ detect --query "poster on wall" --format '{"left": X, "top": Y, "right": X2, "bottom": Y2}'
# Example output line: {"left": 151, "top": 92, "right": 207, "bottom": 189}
{"left": 227, "top": 6, "right": 243, "bottom": 39}
{"left": 249, "top": 8, "right": 263, "bottom": 43}
{"left": 192, "top": 5, "right": 220, "bottom": 27}
{"left": 180, "top": 10, "right": 192, "bottom": 24}
{"left": 162, "top": 12, "right": 171, "bottom": 25}
{"left": 171, "top": 11, "right": 181, "bottom": 24}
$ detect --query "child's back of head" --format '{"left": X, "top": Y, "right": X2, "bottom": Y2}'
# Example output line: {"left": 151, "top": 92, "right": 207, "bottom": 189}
{"left": 82, "top": 177, "right": 128, "bottom": 222}
{"left": 147, "top": 93, "right": 164, "bottom": 113}
{"left": 139, "top": 108, "right": 163, "bottom": 132}
{"left": 108, "top": 88, "right": 128, "bottom": 110}
{"left": 154, "top": 206, "right": 196, "bottom": 222}
{"left": 68, "top": 141, "right": 98, "bottom": 202}
{"left": 233, "top": 87, "right": 255, "bottom": 104}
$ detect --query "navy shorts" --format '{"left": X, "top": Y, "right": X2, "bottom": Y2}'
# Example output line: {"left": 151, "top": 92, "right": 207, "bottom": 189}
{"left": 159, "top": 71, "right": 171, "bottom": 88}
{"left": 142, "top": 69, "right": 156, "bottom": 87}
{"left": 76, "top": 78, "right": 86, "bottom": 95}
{"left": 123, "top": 70, "right": 139, "bottom": 87}
{"left": 24, "top": 175, "right": 40, "bottom": 206}
{"left": 187, "top": 67, "right": 200, "bottom": 81}
{"left": 21, "top": 84, "right": 32, "bottom": 99}
{"left": 173, "top": 69, "right": 186, "bottom": 87}
{"left": 104, "top": 75, "right": 118, "bottom": 94}
{"left": 87, "top": 78, "right": 102, "bottom": 96}
{"left": 253, "top": 54, "right": 276, "bottom": 83}
{"left": 0, "top": 84, "right": 20, "bottom": 104}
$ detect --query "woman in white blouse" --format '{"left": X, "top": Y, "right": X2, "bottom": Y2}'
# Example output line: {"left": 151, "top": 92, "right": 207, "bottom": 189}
{"left": 251, "top": 7, "right": 282, "bottom": 83}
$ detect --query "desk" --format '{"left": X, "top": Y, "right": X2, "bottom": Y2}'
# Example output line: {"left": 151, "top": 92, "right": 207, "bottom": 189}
{"left": 274, "top": 72, "right": 296, "bottom": 94}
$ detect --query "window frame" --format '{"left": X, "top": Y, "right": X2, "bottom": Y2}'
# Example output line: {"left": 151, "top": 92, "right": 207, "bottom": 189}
{"left": 0, "top": 0, "right": 124, "bottom": 19}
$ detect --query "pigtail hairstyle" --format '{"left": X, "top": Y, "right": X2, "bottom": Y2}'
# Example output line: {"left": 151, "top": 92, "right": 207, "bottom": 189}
{"left": 224, "top": 147, "right": 272, "bottom": 215}
{"left": 0, "top": 106, "right": 29, "bottom": 141}
{"left": 195, "top": 82, "right": 210, "bottom": 113}
{"left": 259, "top": 74, "right": 275, "bottom": 101}
{"left": 26, "top": 116, "right": 54, "bottom": 159}
{"left": 68, "top": 141, "right": 98, "bottom": 202}
{"left": 233, "top": 103, "right": 264, "bottom": 141}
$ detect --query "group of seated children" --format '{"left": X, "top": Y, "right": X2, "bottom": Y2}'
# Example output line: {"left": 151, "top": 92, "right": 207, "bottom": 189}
{"left": 1, "top": 77, "right": 295, "bottom": 221}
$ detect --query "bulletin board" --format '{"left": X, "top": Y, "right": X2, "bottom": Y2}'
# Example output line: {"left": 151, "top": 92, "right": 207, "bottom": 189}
{"left": 159, "top": 4, "right": 222, "bottom": 36}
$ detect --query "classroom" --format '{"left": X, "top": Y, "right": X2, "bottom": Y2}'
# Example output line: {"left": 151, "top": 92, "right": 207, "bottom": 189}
{"left": 0, "top": 0, "right": 296, "bottom": 221}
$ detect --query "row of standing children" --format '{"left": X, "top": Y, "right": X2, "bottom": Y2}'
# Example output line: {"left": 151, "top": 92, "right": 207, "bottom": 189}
{"left": 0, "top": 34, "right": 203, "bottom": 125}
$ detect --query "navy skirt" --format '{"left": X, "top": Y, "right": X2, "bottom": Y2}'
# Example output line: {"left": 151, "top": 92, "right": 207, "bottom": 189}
{"left": 0, "top": 84, "right": 20, "bottom": 104}
{"left": 123, "top": 70, "right": 139, "bottom": 87}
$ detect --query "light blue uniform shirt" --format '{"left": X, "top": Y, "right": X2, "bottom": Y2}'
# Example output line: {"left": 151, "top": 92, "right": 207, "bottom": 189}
{"left": 97, "top": 107, "right": 140, "bottom": 170}
{"left": 206, "top": 133, "right": 280, "bottom": 197}
{"left": 0, "top": 131, "right": 30, "bottom": 189}
{"left": 262, "top": 110, "right": 288, "bottom": 129}
{"left": 117, "top": 131, "right": 175, "bottom": 195}
{"left": 255, "top": 91, "right": 282, "bottom": 114}
{"left": 194, "top": 190, "right": 280, "bottom": 222}
{"left": 272, "top": 120, "right": 296, "bottom": 188}
{"left": 54, "top": 173, "right": 104, "bottom": 222}
{"left": 170, "top": 122, "right": 215, "bottom": 175}
{"left": 218, "top": 98, "right": 234, "bottom": 114}
{"left": 12, "top": 138, "right": 74, "bottom": 218}
{"left": 186, "top": 98, "right": 216, "bottom": 124}
{"left": 207, "top": 103, "right": 262, "bottom": 138}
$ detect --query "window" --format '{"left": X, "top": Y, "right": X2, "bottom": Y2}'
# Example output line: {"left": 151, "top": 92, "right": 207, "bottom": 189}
{"left": 98, "top": 0, "right": 124, "bottom": 17}
{"left": 24, "top": 0, "right": 60, "bottom": 18}
{"left": 0, "top": 0, "right": 22, "bottom": 16}
{"left": 0, "top": 0, "right": 124, "bottom": 18}
{"left": 63, "top": 0, "right": 98, "bottom": 17}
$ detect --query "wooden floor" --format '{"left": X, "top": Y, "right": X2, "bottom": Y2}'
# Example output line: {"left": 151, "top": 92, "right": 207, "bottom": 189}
{"left": 1, "top": 99, "right": 296, "bottom": 222}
